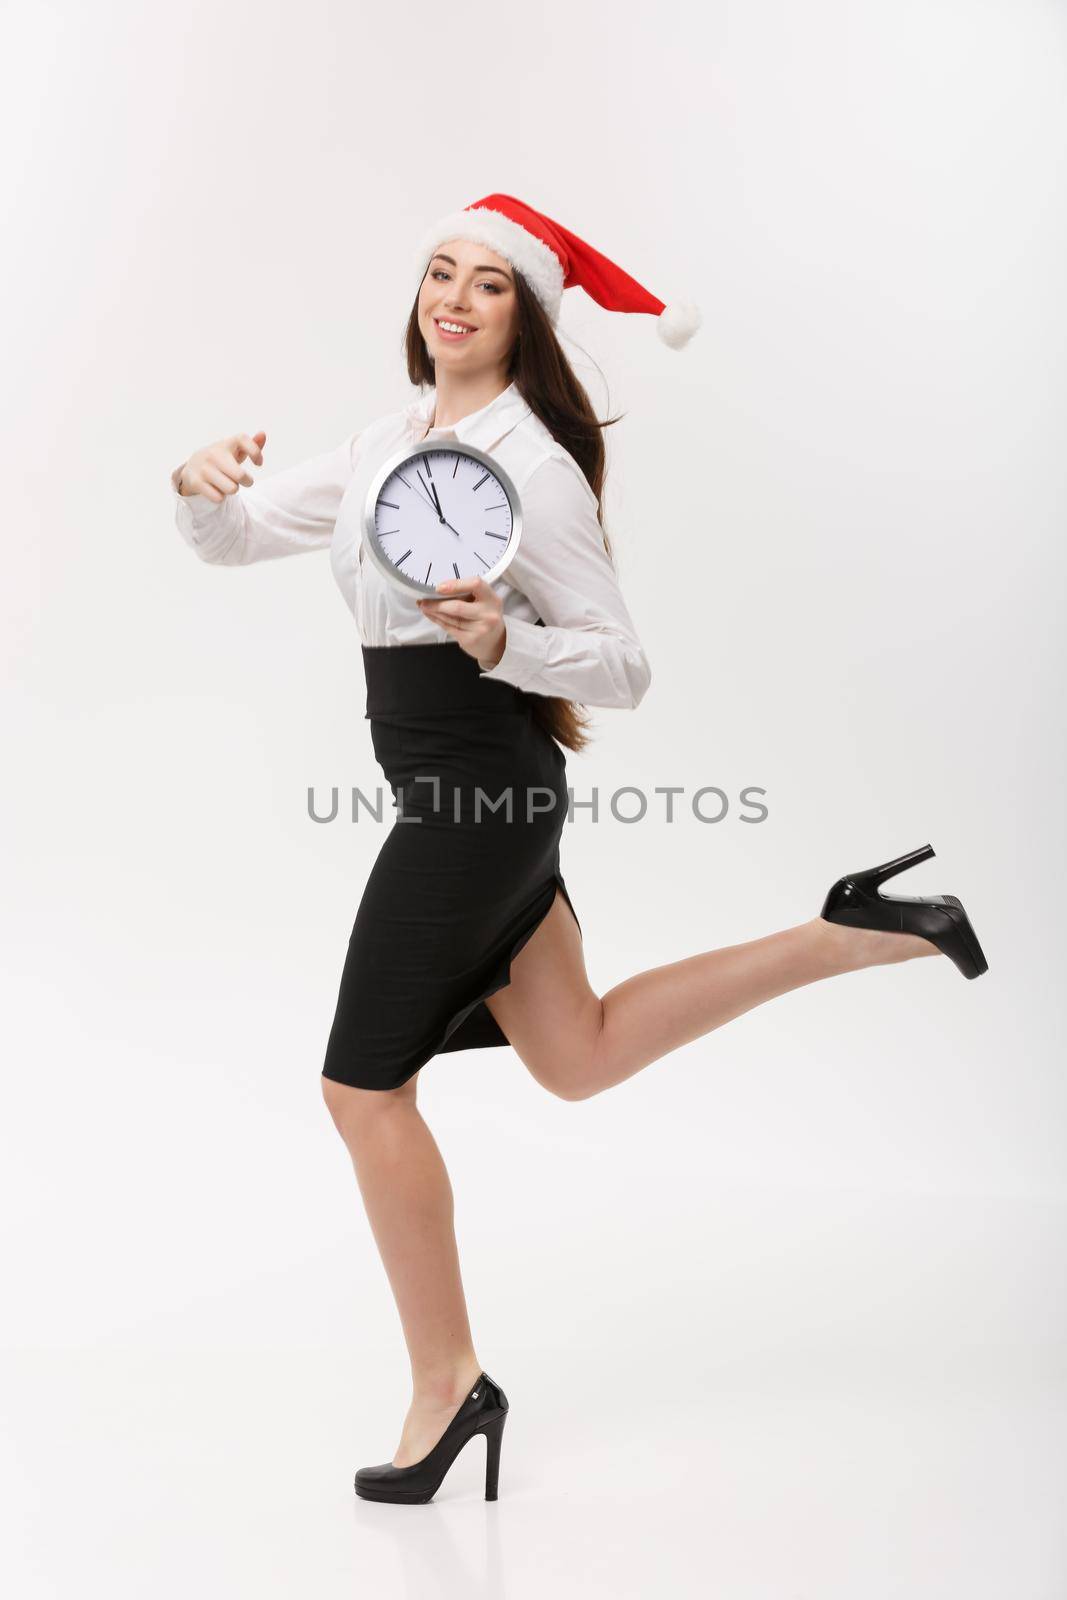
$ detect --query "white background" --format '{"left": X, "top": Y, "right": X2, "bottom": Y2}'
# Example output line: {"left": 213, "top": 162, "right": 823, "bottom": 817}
{"left": 3, "top": 1, "right": 1065, "bottom": 1594}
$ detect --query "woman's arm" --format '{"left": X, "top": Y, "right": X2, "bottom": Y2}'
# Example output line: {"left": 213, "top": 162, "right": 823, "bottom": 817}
{"left": 477, "top": 452, "right": 652, "bottom": 710}
{"left": 171, "top": 432, "right": 358, "bottom": 565}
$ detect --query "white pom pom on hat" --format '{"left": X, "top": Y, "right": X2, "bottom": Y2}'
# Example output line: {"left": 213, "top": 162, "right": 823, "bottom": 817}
{"left": 416, "top": 192, "right": 701, "bottom": 351}
{"left": 656, "top": 299, "right": 703, "bottom": 349}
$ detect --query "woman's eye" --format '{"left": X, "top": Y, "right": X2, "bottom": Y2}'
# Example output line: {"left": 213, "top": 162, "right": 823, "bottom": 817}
{"left": 430, "top": 269, "right": 501, "bottom": 294}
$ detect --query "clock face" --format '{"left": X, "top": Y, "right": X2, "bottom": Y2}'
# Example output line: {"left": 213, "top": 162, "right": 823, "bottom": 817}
{"left": 362, "top": 441, "right": 522, "bottom": 597}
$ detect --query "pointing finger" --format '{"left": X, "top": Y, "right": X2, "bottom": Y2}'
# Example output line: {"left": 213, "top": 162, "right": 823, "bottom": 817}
{"left": 233, "top": 432, "right": 266, "bottom": 467}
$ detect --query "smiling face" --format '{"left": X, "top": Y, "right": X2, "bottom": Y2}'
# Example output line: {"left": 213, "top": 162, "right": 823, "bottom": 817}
{"left": 417, "top": 237, "right": 520, "bottom": 377}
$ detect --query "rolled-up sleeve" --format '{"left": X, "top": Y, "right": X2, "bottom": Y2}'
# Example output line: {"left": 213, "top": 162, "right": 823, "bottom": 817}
{"left": 170, "top": 433, "right": 358, "bottom": 565}
{"left": 477, "top": 452, "right": 652, "bottom": 710}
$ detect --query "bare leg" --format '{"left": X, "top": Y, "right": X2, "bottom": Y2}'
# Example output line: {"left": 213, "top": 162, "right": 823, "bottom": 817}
{"left": 321, "top": 1072, "right": 483, "bottom": 1467}
{"left": 592, "top": 918, "right": 937, "bottom": 1093}
{"left": 487, "top": 896, "right": 943, "bottom": 1101}
{"left": 322, "top": 909, "right": 939, "bottom": 1459}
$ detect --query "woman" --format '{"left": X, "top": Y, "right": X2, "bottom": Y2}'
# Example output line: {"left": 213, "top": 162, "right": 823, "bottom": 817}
{"left": 171, "top": 193, "right": 988, "bottom": 1505}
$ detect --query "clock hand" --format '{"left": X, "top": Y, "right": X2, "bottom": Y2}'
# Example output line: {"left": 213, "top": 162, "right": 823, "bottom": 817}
{"left": 404, "top": 466, "right": 473, "bottom": 543}
{"left": 401, "top": 469, "right": 439, "bottom": 516}
{"left": 403, "top": 468, "right": 464, "bottom": 542}
{"left": 431, "top": 484, "right": 467, "bottom": 540}
{"left": 416, "top": 468, "right": 447, "bottom": 520}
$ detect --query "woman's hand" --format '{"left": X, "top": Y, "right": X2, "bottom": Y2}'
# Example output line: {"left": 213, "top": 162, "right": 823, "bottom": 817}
{"left": 177, "top": 432, "right": 267, "bottom": 502}
{"left": 417, "top": 576, "right": 507, "bottom": 669}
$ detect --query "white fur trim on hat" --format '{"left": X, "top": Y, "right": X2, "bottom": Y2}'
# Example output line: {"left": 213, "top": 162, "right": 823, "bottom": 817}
{"left": 415, "top": 208, "right": 566, "bottom": 323}
{"left": 657, "top": 300, "right": 702, "bottom": 349}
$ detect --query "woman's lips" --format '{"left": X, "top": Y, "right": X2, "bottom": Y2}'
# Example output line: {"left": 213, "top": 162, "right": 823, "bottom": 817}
{"left": 433, "top": 318, "right": 477, "bottom": 342}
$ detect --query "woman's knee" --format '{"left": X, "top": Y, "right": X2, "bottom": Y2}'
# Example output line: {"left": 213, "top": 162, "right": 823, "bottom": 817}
{"left": 321, "top": 1071, "right": 419, "bottom": 1141}
{"left": 523, "top": 1045, "right": 601, "bottom": 1103}
{"left": 540, "top": 1073, "right": 596, "bottom": 1102}
{"left": 538, "top": 996, "right": 606, "bottom": 1101}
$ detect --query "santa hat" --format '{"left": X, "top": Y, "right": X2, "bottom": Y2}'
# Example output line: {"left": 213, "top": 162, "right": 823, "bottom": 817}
{"left": 416, "top": 192, "right": 701, "bottom": 350}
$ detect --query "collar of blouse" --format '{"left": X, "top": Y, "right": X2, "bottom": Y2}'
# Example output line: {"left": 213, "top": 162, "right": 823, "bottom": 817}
{"left": 404, "top": 380, "right": 533, "bottom": 455}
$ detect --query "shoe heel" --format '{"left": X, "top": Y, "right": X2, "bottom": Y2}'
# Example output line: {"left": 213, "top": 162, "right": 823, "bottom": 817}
{"left": 856, "top": 842, "right": 935, "bottom": 891}
{"left": 481, "top": 1413, "right": 506, "bottom": 1501}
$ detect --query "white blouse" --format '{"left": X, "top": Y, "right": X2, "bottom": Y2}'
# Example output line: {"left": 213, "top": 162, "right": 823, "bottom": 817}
{"left": 170, "top": 381, "right": 652, "bottom": 710}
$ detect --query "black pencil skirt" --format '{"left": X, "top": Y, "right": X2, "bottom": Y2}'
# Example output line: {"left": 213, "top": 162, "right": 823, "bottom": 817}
{"left": 321, "top": 641, "right": 582, "bottom": 1091}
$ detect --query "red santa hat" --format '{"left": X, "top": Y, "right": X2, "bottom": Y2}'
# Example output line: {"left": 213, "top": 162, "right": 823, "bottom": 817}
{"left": 416, "top": 192, "right": 702, "bottom": 350}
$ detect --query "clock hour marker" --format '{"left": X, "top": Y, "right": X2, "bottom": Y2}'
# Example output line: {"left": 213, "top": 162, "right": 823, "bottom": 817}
{"left": 379, "top": 499, "right": 400, "bottom": 510}
{"left": 452, "top": 458, "right": 459, "bottom": 478}
{"left": 484, "top": 503, "right": 506, "bottom": 511}
{"left": 452, "top": 562, "right": 460, "bottom": 578}
{"left": 475, "top": 551, "right": 491, "bottom": 569}
{"left": 485, "top": 531, "right": 506, "bottom": 540}
{"left": 424, "top": 458, "right": 434, "bottom": 478}
{"left": 473, "top": 472, "right": 490, "bottom": 491}
{"left": 424, "top": 562, "right": 432, "bottom": 584}
{"left": 396, "top": 549, "right": 412, "bottom": 567}
{"left": 381, "top": 530, "right": 399, "bottom": 536}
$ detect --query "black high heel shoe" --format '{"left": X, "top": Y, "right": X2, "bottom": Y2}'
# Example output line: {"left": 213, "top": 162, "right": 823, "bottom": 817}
{"left": 354, "top": 1373, "right": 509, "bottom": 1504}
{"left": 820, "top": 843, "right": 988, "bottom": 979}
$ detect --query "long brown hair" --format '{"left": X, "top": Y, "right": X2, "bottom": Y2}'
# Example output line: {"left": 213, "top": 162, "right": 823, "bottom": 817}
{"left": 404, "top": 268, "right": 623, "bottom": 753}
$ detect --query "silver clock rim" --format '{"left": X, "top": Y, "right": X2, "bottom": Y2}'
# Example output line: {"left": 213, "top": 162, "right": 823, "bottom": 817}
{"left": 361, "top": 438, "right": 524, "bottom": 598}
